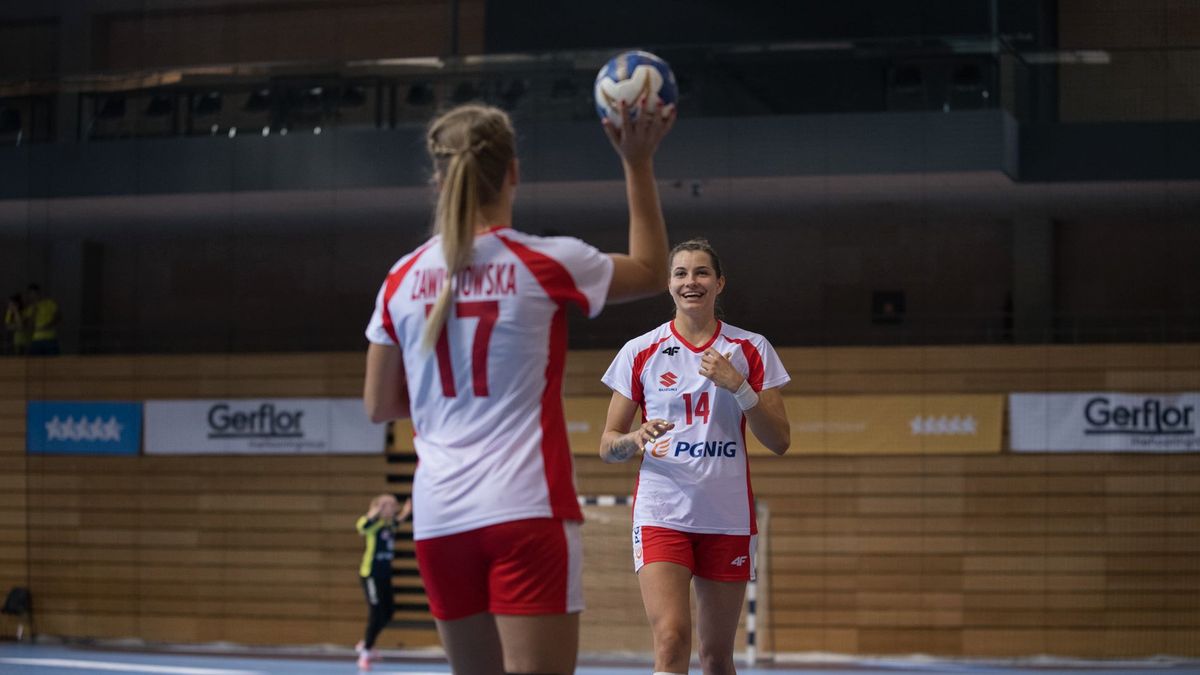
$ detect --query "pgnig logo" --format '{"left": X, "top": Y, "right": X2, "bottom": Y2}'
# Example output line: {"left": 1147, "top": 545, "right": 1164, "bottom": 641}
{"left": 672, "top": 439, "right": 738, "bottom": 458}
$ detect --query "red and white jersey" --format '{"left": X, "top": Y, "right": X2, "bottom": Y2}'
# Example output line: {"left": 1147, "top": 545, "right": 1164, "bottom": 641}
{"left": 366, "top": 226, "right": 613, "bottom": 541}
{"left": 601, "top": 321, "right": 790, "bottom": 535}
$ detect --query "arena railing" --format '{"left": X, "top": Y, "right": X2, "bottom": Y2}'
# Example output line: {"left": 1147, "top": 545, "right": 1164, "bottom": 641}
{"left": 0, "top": 35, "right": 1148, "bottom": 146}
{"left": 0, "top": 311, "right": 1187, "bottom": 356}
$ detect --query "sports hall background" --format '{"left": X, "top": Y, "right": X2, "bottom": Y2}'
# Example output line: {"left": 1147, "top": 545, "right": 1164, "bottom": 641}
{"left": 0, "top": 0, "right": 1198, "bottom": 663}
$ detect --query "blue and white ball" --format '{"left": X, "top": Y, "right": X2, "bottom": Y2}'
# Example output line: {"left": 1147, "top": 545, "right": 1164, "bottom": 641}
{"left": 594, "top": 50, "right": 677, "bottom": 128}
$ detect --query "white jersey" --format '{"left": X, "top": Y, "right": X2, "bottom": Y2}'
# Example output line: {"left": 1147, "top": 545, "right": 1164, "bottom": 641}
{"left": 602, "top": 321, "right": 790, "bottom": 535}
{"left": 366, "top": 226, "right": 614, "bottom": 541}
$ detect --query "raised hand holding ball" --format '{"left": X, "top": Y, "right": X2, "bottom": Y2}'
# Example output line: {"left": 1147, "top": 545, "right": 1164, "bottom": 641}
{"left": 594, "top": 50, "right": 678, "bottom": 128}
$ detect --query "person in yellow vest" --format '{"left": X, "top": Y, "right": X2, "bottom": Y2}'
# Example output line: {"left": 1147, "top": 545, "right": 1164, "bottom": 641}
{"left": 4, "top": 293, "right": 30, "bottom": 355}
{"left": 23, "top": 284, "right": 59, "bottom": 356}
{"left": 354, "top": 493, "right": 411, "bottom": 671}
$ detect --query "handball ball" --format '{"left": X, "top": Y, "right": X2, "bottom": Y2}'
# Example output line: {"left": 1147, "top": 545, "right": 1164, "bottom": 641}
{"left": 594, "top": 50, "right": 677, "bottom": 128}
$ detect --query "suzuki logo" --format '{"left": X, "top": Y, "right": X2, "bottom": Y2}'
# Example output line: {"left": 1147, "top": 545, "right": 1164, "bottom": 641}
{"left": 649, "top": 438, "right": 671, "bottom": 458}
{"left": 659, "top": 372, "right": 678, "bottom": 387}
{"left": 661, "top": 346, "right": 680, "bottom": 356}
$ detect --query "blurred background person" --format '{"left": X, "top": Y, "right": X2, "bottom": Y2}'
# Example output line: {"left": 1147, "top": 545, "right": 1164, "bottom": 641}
{"left": 23, "top": 284, "right": 59, "bottom": 356}
{"left": 355, "top": 493, "right": 411, "bottom": 671}
{"left": 4, "top": 293, "right": 29, "bottom": 355}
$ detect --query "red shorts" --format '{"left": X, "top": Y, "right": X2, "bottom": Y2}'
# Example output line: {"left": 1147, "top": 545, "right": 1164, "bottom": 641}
{"left": 415, "top": 518, "right": 583, "bottom": 621}
{"left": 633, "top": 525, "right": 756, "bottom": 582}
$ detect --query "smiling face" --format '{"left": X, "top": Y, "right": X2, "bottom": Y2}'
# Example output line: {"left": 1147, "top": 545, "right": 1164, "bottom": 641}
{"left": 670, "top": 249, "right": 725, "bottom": 317}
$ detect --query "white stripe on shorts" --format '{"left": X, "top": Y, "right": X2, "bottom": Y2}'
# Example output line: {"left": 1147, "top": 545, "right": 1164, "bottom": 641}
{"left": 748, "top": 533, "right": 758, "bottom": 582}
{"left": 564, "top": 520, "right": 584, "bottom": 613}
{"left": 632, "top": 524, "right": 645, "bottom": 573}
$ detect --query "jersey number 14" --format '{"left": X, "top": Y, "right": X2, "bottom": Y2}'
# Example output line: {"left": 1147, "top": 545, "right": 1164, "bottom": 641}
{"left": 682, "top": 391, "right": 711, "bottom": 425}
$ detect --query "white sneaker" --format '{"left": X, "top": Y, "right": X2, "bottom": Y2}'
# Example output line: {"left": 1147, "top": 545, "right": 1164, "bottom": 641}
{"left": 356, "top": 652, "right": 372, "bottom": 671}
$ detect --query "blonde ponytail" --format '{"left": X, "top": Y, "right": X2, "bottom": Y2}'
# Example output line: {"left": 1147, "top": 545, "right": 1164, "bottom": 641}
{"left": 421, "top": 105, "right": 516, "bottom": 351}
{"left": 422, "top": 151, "right": 477, "bottom": 349}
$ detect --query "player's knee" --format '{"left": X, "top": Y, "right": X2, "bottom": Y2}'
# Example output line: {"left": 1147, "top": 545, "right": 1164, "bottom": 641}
{"left": 697, "top": 647, "right": 735, "bottom": 675}
{"left": 652, "top": 621, "right": 690, "bottom": 660}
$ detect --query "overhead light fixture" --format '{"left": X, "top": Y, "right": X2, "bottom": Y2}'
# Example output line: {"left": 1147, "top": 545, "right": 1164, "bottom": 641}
{"left": 194, "top": 91, "right": 222, "bottom": 116}
{"left": 243, "top": 87, "right": 272, "bottom": 112}
{"left": 355, "top": 56, "right": 444, "bottom": 69}
{"left": 1022, "top": 50, "right": 1111, "bottom": 65}
{"left": 302, "top": 86, "right": 325, "bottom": 110}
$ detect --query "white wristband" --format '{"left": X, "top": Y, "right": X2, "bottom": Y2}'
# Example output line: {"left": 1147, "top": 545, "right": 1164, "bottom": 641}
{"left": 733, "top": 379, "right": 759, "bottom": 411}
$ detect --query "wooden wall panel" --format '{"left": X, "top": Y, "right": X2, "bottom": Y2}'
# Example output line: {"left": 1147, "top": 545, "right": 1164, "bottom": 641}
{"left": 1, "top": 352, "right": 429, "bottom": 649}
{"left": 1, "top": 344, "right": 1198, "bottom": 658}
{"left": 563, "top": 344, "right": 1200, "bottom": 396}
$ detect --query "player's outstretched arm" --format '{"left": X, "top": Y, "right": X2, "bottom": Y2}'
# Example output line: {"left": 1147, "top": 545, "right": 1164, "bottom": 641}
{"left": 600, "top": 391, "right": 674, "bottom": 463}
{"left": 604, "top": 100, "right": 677, "bottom": 304}
{"left": 363, "top": 343, "right": 410, "bottom": 423}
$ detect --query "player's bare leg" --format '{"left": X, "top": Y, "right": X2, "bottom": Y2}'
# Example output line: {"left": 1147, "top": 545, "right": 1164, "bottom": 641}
{"left": 436, "top": 612, "right": 505, "bottom": 675}
{"left": 495, "top": 612, "right": 580, "bottom": 674}
{"left": 638, "top": 561, "right": 694, "bottom": 674}
{"left": 694, "top": 577, "right": 747, "bottom": 675}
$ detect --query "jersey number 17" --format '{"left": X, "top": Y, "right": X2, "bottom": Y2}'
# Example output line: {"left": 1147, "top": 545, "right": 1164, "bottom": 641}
{"left": 425, "top": 301, "right": 499, "bottom": 398}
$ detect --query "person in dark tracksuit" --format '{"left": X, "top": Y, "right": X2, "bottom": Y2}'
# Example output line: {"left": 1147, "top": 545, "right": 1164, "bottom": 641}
{"left": 355, "top": 493, "right": 410, "bottom": 671}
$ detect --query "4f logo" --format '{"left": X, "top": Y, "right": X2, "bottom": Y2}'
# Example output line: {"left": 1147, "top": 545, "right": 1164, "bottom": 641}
{"left": 661, "top": 346, "right": 680, "bottom": 356}
{"left": 730, "top": 555, "right": 748, "bottom": 567}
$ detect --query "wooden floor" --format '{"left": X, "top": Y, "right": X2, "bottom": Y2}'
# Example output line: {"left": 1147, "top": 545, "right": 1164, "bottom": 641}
{"left": 2, "top": 643, "right": 1199, "bottom": 674}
